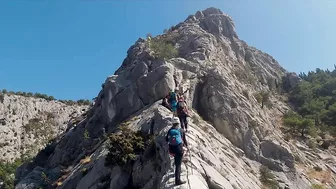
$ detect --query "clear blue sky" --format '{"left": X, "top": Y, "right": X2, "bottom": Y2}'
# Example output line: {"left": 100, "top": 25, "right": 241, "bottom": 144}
{"left": 0, "top": 0, "right": 335, "bottom": 100}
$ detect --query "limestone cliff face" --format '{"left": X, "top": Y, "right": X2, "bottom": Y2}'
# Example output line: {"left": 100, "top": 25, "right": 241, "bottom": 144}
{"left": 14, "top": 7, "right": 336, "bottom": 189}
{"left": 0, "top": 94, "right": 87, "bottom": 162}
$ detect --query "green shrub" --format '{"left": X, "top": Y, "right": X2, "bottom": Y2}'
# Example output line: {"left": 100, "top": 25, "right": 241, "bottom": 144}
{"left": 254, "top": 91, "right": 270, "bottom": 108}
{"left": 23, "top": 118, "right": 42, "bottom": 133}
{"left": 59, "top": 100, "right": 77, "bottom": 106}
{"left": 77, "top": 99, "right": 91, "bottom": 106}
{"left": 105, "top": 126, "right": 149, "bottom": 168}
{"left": 242, "top": 90, "right": 249, "bottom": 99}
{"left": 254, "top": 93, "right": 262, "bottom": 104}
{"left": 47, "top": 96, "right": 55, "bottom": 101}
{"left": 281, "top": 75, "right": 292, "bottom": 93}
{"left": 284, "top": 133, "right": 292, "bottom": 141}
{"left": 247, "top": 74, "right": 257, "bottom": 85}
{"left": 308, "top": 139, "right": 317, "bottom": 150}
{"left": 68, "top": 100, "right": 75, "bottom": 105}
{"left": 32, "top": 93, "right": 55, "bottom": 101}
{"left": 294, "top": 153, "right": 301, "bottom": 162}
{"left": 283, "top": 110, "right": 317, "bottom": 138}
{"left": 23, "top": 117, "right": 55, "bottom": 144}
{"left": 0, "top": 90, "right": 57, "bottom": 102}
{"left": 262, "top": 92, "right": 270, "bottom": 107}
{"left": 40, "top": 172, "right": 51, "bottom": 186}
{"left": 0, "top": 156, "right": 31, "bottom": 189}
{"left": 0, "top": 93, "right": 4, "bottom": 103}
{"left": 34, "top": 93, "right": 42, "bottom": 98}
{"left": 248, "top": 119, "right": 258, "bottom": 128}
{"left": 311, "top": 183, "right": 326, "bottom": 189}
{"left": 313, "top": 166, "right": 322, "bottom": 172}
{"left": 267, "top": 77, "right": 276, "bottom": 91}
{"left": 308, "top": 125, "right": 318, "bottom": 138}
{"left": 192, "top": 115, "right": 200, "bottom": 125}
{"left": 259, "top": 165, "right": 279, "bottom": 189}
{"left": 83, "top": 129, "right": 90, "bottom": 140}
{"left": 234, "top": 70, "right": 244, "bottom": 80}
{"left": 81, "top": 168, "right": 89, "bottom": 176}
{"left": 234, "top": 70, "right": 256, "bottom": 85}
{"left": 45, "top": 112, "right": 55, "bottom": 120}
{"left": 148, "top": 38, "right": 178, "bottom": 60}
{"left": 200, "top": 124, "right": 209, "bottom": 133}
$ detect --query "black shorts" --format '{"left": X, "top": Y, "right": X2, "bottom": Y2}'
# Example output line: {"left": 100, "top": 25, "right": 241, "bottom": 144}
{"left": 169, "top": 144, "right": 183, "bottom": 156}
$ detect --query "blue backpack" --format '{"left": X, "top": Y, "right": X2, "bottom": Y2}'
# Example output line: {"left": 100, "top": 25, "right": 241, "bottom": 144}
{"left": 169, "top": 92, "right": 176, "bottom": 103}
{"left": 168, "top": 128, "right": 182, "bottom": 146}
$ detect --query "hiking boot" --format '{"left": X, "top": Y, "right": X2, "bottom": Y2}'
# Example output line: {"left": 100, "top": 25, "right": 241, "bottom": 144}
{"left": 175, "top": 180, "right": 186, "bottom": 186}
{"left": 182, "top": 157, "right": 188, "bottom": 163}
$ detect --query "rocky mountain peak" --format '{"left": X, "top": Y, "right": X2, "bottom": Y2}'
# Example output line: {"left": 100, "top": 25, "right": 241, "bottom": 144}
{"left": 185, "top": 7, "right": 237, "bottom": 38}
{"left": 12, "top": 7, "right": 336, "bottom": 189}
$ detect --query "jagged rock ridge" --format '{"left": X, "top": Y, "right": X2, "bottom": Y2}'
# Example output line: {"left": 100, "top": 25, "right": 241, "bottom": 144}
{"left": 14, "top": 7, "right": 335, "bottom": 189}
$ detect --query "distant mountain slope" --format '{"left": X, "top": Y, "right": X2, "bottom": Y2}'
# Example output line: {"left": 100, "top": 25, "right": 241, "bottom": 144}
{"left": 0, "top": 92, "right": 88, "bottom": 162}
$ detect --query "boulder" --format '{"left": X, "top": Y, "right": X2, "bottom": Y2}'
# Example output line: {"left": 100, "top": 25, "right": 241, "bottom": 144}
{"left": 259, "top": 140, "right": 294, "bottom": 171}
{"left": 15, "top": 167, "right": 46, "bottom": 189}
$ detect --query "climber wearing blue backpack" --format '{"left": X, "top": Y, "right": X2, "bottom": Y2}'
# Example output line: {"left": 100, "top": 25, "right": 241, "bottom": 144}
{"left": 168, "top": 89, "right": 179, "bottom": 115}
{"left": 165, "top": 117, "right": 188, "bottom": 186}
